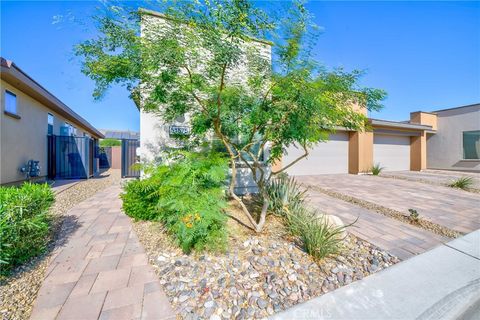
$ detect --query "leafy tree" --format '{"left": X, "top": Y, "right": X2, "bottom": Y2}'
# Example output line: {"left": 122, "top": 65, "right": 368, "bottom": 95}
{"left": 76, "top": 0, "right": 386, "bottom": 232}
{"left": 100, "top": 138, "right": 121, "bottom": 147}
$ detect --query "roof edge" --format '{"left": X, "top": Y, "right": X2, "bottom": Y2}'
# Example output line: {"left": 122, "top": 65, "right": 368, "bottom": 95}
{"left": 1, "top": 57, "right": 104, "bottom": 139}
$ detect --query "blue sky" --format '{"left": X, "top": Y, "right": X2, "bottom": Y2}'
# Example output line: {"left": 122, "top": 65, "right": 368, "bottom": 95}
{"left": 1, "top": 1, "right": 479, "bottom": 131}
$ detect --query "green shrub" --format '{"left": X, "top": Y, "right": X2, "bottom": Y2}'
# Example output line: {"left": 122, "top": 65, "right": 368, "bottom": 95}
{"left": 122, "top": 151, "right": 228, "bottom": 253}
{"left": 448, "top": 176, "right": 474, "bottom": 190}
{"left": 121, "top": 179, "right": 160, "bottom": 221}
{"left": 287, "top": 209, "right": 346, "bottom": 260}
{"left": 99, "top": 138, "right": 121, "bottom": 147}
{"left": 267, "top": 175, "right": 346, "bottom": 260}
{"left": 266, "top": 174, "right": 306, "bottom": 217}
{"left": 0, "top": 183, "right": 54, "bottom": 274}
{"left": 370, "top": 163, "right": 384, "bottom": 175}
{"left": 408, "top": 208, "right": 420, "bottom": 222}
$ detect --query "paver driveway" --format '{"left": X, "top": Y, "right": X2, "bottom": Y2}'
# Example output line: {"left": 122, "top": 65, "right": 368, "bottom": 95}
{"left": 381, "top": 170, "right": 480, "bottom": 191}
{"left": 30, "top": 186, "right": 175, "bottom": 320}
{"left": 305, "top": 192, "right": 448, "bottom": 260}
{"left": 297, "top": 174, "right": 480, "bottom": 234}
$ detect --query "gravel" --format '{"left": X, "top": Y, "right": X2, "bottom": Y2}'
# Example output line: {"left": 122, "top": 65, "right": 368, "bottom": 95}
{"left": 0, "top": 169, "right": 121, "bottom": 320}
{"left": 133, "top": 210, "right": 399, "bottom": 319}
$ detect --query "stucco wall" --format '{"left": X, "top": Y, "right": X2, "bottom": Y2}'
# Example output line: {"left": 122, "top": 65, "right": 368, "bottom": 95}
{"left": 427, "top": 104, "right": 480, "bottom": 172}
{"left": 0, "top": 80, "right": 91, "bottom": 184}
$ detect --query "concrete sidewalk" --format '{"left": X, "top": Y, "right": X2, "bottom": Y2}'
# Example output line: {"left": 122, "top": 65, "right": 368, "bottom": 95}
{"left": 271, "top": 230, "right": 480, "bottom": 320}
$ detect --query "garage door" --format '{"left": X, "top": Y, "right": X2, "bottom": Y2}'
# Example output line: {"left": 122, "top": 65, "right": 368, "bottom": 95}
{"left": 373, "top": 134, "right": 410, "bottom": 171}
{"left": 284, "top": 132, "right": 349, "bottom": 176}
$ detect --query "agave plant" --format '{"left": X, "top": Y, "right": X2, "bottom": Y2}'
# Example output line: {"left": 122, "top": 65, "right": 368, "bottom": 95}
{"left": 266, "top": 174, "right": 307, "bottom": 217}
{"left": 448, "top": 176, "right": 474, "bottom": 190}
{"left": 370, "top": 163, "right": 384, "bottom": 175}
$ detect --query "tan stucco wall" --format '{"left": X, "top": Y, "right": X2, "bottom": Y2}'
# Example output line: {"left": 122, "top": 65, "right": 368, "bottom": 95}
{"left": 0, "top": 80, "right": 91, "bottom": 184}
{"left": 348, "top": 131, "right": 373, "bottom": 174}
{"left": 410, "top": 132, "right": 427, "bottom": 171}
{"left": 410, "top": 111, "right": 437, "bottom": 130}
{"left": 110, "top": 146, "right": 122, "bottom": 169}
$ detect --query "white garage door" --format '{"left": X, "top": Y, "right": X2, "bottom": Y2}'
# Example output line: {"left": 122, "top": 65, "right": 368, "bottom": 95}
{"left": 373, "top": 134, "right": 410, "bottom": 171}
{"left": 284, "top": 132, "right": 349, "bottom": 176}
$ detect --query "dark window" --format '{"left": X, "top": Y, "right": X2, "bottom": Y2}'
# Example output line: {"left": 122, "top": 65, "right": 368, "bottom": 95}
{"left": 463, "top": 131, "right": 480, "bottom": 160}
{"left": 48, "top": 113, "right": 54, "bottom": 135}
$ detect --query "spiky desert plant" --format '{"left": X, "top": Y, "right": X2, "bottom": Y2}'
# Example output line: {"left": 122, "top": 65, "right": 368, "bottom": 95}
{"left": 370, "top": 163, "right": 384, "bottom": 175}
{"left": 266, "top": 174, "right": 306, "bottom": 217}
{"left": 448, "top": 177, "right": 474, "bottom": 190}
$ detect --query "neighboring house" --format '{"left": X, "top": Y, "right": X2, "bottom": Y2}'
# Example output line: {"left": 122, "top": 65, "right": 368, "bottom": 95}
{"left": 426, "top": 104, "right": 480, "bottom": 172}
{"left": 1, "top": 57, "right": 104, "bottom": 185}
{"left": 275, "top": 106, "right": 436, "bottom": 175}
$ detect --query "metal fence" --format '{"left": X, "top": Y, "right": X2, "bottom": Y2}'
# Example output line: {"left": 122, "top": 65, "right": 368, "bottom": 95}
{"left": 47, "top": 135, "right": 95, "bottom": 179}
{"left": 99, "top": 146, "right": 112, "bottom": 169}
{"left": 121, "top": 139, "right": 140, "bottom": 178}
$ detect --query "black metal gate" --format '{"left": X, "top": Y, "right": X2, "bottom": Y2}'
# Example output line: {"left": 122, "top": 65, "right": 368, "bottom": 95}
{"left": 99, "top": 146, "right": 112, "bottom": 169}
{"left": 121, "top": 139, "right": 140, "bottom": 178}
{"left": 47, "top": 135, "right": 93, "bottom": 179}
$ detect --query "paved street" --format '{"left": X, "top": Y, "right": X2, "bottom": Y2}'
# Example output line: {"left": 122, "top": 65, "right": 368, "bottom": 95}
{"left": 30, "top": 186, "right": 175, "bottom": 320}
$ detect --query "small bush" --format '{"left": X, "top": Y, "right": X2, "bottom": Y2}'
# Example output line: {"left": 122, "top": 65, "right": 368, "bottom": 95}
{"left": 266, "top": 174, "right": 306, "bottom": 217}
{"left": 99, "top": 138, "right": 121, "bottom": 147}
{"left": 121, "top": 179, "right": 159, "bottom": 221}
{"left": 122, "top": 151, "right": 228, "bottom": 253}
{"left": 0, "top": 183, "right": 54, "bottom": 274}
{"left": 448, "top": 177, "right": 474, "bottom": 190}
{"left": 370, "top": 163, "right": 384, "bottom": 175}
{"left": 267, "top": 175, "right": 345, "bottom": 260}
{"left": 408, "top": 208, "right": 420, "bottom": 223}
{"left": 287, "top": 209, "right": 345, "bottom": 260}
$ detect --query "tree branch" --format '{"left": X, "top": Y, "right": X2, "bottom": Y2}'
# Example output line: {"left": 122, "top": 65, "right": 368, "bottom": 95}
{"left": 271, "top": 142, "right": 309, "bottom": 175}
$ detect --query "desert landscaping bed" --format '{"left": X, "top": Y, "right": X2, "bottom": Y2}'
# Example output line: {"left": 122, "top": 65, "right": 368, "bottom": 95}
{"left": 133, "top": 205, "right": 399, "bottom": 319}
{"left": 309, "top": 185, "right": 461, "bottom": 239}
{"left": 0, "top": 170, "right": 121, "bottom": 320}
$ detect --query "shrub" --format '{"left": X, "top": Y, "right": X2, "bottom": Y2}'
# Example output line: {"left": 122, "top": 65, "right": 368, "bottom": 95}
{"left": 286, "top": 209, "right": 346, "bottom": 260}
{"left": 0, "top": 183, "right": 54, "bottom": 274}
{"left": 408, "top": 208, "right": 420, "bottom": 223}
{"left": 122, "top": 151, "right": 228, "bottom": 253}
{"left": 99, "top": 138, "right": 121, "bottom": 147}
{"left": 448, "top": 177, "right": 474, "bottom": 190}
{"left": 267, "top": 175, "right": 346, "bottom": 260}
{"left": 266, "top": 173, "right": 306, "bottom": 217}
{"left": 121, "top": 179, "right": 160, "bottom": 221}
{"left": 370, "top": 163, "right": 384, "bottom": 175}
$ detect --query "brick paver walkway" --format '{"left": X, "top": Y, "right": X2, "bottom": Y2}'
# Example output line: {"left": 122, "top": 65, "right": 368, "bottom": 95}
{"left": 30, "top": 186, "right": 175, "bottom": 320}
{"left": 297, "top": 174, "right": 480, "bottom": 234}
{"left": 305, "top": 190, "right": 449, "bottom": 260}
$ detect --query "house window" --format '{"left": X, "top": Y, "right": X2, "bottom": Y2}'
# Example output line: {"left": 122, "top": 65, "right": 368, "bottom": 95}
{"left": 463, "top": 131, "right": 480, "bottom": 160}
{"left": 5, "top": 90, "right": 17, "bottom": 114}
{"left": 72, "top": 126, "right": 77, "bottom": 136}
{"left": 48, "top": 113, "right": 54, "bottom": 135}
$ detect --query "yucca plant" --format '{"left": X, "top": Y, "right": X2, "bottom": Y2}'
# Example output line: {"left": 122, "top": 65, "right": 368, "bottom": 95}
{"left": 370, "top": 163, "right": 384, "bottom": 175}
{"left": 286, "top": 209, "right": 347, "bottom": 260}
{"left": 448, "top": 177, "right": 474, "bottom": 190}
{"left": 266, "top": 174, "right": 306, "bottom": 217}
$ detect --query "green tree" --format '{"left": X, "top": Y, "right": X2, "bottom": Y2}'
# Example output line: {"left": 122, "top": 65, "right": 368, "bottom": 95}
{"left": 76, "top": 0, "right": 386, "bottom": 232}
{"left": 100, "top": 138, "right": 121, "bottom": 147}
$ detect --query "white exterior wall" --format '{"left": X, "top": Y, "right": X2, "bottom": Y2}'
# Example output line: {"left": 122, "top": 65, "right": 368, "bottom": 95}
{"left": 427, "top": 104, "right": 480, "bottom": 172}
